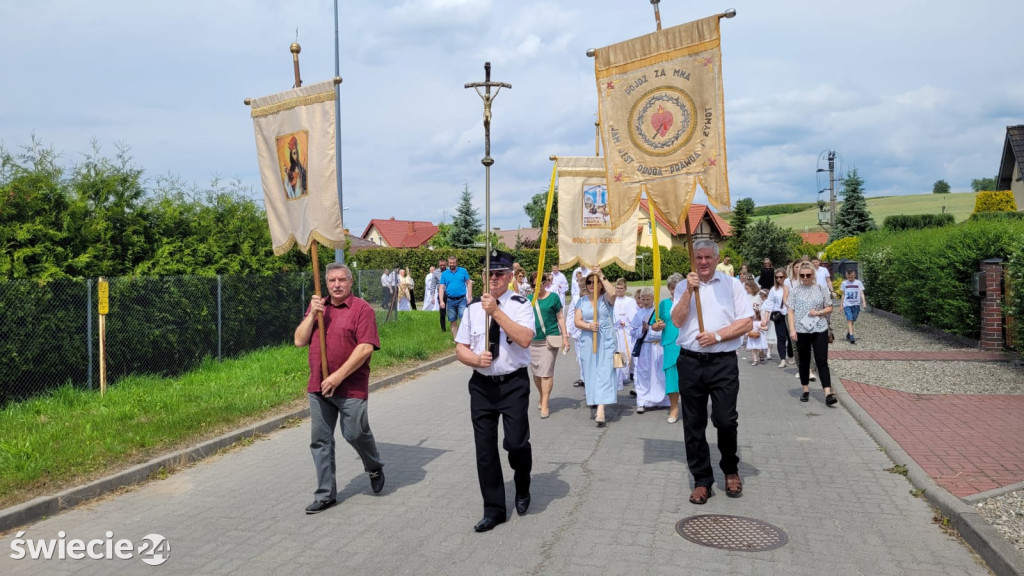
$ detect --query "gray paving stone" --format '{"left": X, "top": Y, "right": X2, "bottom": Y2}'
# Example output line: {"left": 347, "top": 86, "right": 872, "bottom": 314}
{"left": 0, "top": 354, "right": 992, "bottom": 575}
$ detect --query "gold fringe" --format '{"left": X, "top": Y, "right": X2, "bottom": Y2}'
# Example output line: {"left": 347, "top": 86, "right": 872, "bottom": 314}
{"left": 272, "top": 230, "right": 345, "bottom": 256}
{"left": 251, "top": 91, "right": 336, "bottom": 119}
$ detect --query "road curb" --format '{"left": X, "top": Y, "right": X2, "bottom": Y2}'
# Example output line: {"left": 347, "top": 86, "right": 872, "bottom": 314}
{"left": 833, "top": 377, "right": 1024, "bottom": 576}
{"left": 0, "top": 354, "right": 457, "bottom": 534}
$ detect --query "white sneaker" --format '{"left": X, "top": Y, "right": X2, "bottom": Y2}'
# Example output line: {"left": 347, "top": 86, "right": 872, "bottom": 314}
{"left": 778, "top": 360, "right": 787, "bottom": 369}
{"left": 810, "top": 372, "right": 817, "bottom": 381}
{"left": 795, "top": 372, "right": 801, "bottom": 379}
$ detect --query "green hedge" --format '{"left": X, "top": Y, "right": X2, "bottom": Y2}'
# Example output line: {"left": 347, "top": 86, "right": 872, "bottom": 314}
{"left": 1008, "top": 237, "right": 1024, "bottom": 349}
{"left": 858, "top": 219, "right": 1024, "bottom": 339}
{"left": 882, "top": 213, "right": 955, "bottom": 231}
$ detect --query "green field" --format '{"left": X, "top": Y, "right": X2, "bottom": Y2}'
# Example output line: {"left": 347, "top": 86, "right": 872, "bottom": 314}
{"left": 742, "top": 192, "right": 979, "bottom": 233}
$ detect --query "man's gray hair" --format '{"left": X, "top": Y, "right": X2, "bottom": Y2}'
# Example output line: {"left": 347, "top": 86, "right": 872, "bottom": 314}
{"left": 325, "top": 262, "right": 353, "bottom": 280}
{"left": 693, "top": 239, "right": 720, "bottom": 257}
{"left": 639, "top": 286, "right": 654, "bottom": 298}
{"left": 666, "top": 272, "right": 684, "bottom": 290}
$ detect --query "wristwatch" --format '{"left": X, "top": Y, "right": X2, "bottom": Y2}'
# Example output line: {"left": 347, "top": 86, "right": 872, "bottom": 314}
{"left": 714, "top": 332, "right": 722, "bottom": 342}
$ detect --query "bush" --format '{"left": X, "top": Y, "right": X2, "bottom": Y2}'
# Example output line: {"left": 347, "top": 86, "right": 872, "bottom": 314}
{"left": 859, "top": 219, "right": 1024, "bottom": 338}
{"left": 973, "top": 190, "right": 1017, "bottom": 213}
{"left": 824, "top": 237, "right": 859, "bottom": 261}
{"left": 791, "top": 241, "right": 825, "bottom": 262}
{"left": 882, "top": 213, "right": 956, "bottom": 231}
{"left": 1008, "top": 237, "right": 1024, "bottom": 349}
{"left": 968, "top": 211, "right": 1024, "bottom": 222}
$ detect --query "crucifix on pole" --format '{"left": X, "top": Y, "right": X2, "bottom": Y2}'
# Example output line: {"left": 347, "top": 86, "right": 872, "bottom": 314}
{"left": 465, "top": 62, "right": 511, "bottom": 292}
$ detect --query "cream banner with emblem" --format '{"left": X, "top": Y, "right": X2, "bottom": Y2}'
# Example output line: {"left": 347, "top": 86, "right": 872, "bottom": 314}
{"left": 556, "top": 156, "right": 639, "bottom": 270}
{"left": 250, "top": 80, "right": 344, "bottom": 255}
{"left": 594, "top": 14, "right": 730, "bottom": 232}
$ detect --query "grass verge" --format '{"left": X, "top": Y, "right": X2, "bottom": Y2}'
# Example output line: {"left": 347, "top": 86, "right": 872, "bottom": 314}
{"left": 0, "top": 310, "right": 453, "bottom": 509}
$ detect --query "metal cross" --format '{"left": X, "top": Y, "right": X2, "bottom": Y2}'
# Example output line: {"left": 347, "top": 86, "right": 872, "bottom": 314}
{"left": 464, "top": 62, "right": 510, "bottom": 304}
{"left": 465, "top": 62, "right": 511, "bottom": 168}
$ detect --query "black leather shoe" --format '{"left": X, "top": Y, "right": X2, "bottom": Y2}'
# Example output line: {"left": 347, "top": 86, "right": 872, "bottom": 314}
{"left": 369, "top": 469, "right": 385, "bottom": 494}
{"left": 305, "top": 498, "right": 337, "bottom": 514}
{"left": 473, "top": 516, "right": 505, "bottom": 533}
{"left": 515, "top": 494, "right": 531, "bottom": 516}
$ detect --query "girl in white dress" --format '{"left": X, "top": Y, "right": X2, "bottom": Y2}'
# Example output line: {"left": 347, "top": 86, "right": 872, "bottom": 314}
{"left": 744, "top": 281, "right": 767, "bottom": 365}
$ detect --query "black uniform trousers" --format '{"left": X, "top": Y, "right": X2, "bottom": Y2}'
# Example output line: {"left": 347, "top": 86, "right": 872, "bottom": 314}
{"left": 676, "top": 351, "right": 740, "bottom": 489}
{"left": 469, "top": 367, "right": 532, "bottom": 520}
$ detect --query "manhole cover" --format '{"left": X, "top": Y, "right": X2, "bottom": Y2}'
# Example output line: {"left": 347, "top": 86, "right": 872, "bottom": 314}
{"left": 675, "top": 514, "right": 788, "bottom": 551}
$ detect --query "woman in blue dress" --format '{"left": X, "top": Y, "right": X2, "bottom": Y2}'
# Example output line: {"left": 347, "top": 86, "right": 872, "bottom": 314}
{"left": 574, "top": 269, "right": 618, "bottom": 427}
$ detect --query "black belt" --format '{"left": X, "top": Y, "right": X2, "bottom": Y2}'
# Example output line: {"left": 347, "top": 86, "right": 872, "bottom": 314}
{"left": 446, "top": 295, "right": 467, "bottom": 300}
{"left": 678, "top": 349, "right": 736, "bottom": 362}
{"left": 474, "top": 367, "right": 527, "bottom": 383}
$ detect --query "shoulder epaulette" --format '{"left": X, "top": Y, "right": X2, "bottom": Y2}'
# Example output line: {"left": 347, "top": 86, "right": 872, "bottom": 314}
{"left": 510, "top": 295, "right": 528, "bottom": 304}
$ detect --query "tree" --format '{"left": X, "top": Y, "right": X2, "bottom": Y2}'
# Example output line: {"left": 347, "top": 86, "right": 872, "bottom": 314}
{"left": 447, "top": 184, "right": 481, "bottom": 248}
{"left": 738, "top": 218, "right": 798, "bottom": 274}
{"left": 971, "top": 177, "right": 997, "bottom": 192}
{"left": 830, "top": 168, "right": 876, "bottom": 242}
{"left": 728, "top": 197, "right": 755, "bottom": 252}
{"left": 523, "top": 187, "right": 557, "bottom": 242}
{"left": 932, "top": 179, "right": 951, "bottom": 194}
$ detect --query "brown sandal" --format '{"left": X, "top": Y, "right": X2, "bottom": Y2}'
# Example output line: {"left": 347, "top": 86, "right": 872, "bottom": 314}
{"left": 689, "top": 486, "right": 713, "bottom": 505}
{"left": 725, "top": 473, "right": 743, "bottom": 498}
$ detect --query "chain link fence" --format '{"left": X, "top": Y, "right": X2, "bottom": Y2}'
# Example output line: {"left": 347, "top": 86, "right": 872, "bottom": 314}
{"left": 0, "top": 269, "right": 400, "bottom": 407}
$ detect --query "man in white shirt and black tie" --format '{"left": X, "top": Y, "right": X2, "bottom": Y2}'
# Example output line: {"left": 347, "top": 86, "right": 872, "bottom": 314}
{"left": 455, "top": 251, "right": 536, "bottom": 533}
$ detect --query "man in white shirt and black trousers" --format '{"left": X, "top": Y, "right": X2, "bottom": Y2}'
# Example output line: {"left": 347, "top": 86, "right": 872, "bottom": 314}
{"left": 671, "top": 239, "right": 754, "bottom": 506}
{"left": 455, "top": 250, "right": 536, "bottom": 533}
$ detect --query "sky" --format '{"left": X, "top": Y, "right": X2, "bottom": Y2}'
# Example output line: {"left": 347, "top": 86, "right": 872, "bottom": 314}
{"left": 2, "top": 0, "right": 1022, "bottom": 237}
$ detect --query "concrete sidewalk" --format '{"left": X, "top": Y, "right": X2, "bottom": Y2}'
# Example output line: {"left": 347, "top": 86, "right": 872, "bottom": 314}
{"left": 0, "top": 348, "right": 992, "bottom": 575}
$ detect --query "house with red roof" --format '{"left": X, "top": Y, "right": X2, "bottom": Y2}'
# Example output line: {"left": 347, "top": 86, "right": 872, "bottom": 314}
{"left": 637, "top": 200, "right": 731, "bottom": 249}
{"left": 360, "top": 218, "right": 439, "bottom": 248}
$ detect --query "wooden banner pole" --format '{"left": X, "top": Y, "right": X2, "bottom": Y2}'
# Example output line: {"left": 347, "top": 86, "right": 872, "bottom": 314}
{"left": 290, "top": 41, "right": 329, "bottom": 380}
{"left": 684, "top": 215, "right": 705, "bottom": 333}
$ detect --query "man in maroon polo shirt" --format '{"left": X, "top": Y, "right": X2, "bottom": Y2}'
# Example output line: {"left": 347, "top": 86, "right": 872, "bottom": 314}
{"left": 294, "top": 263, "right": 385, "bottom": 514}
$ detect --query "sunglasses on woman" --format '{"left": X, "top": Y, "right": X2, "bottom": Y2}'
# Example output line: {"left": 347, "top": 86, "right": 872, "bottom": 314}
{"left": 799, "top": 273, "right": 813, "bottom": 278}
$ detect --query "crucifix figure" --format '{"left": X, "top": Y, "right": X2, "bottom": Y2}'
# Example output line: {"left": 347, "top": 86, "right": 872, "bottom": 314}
{"left": 464, "top": 62, "right": 511, "bottom": 287}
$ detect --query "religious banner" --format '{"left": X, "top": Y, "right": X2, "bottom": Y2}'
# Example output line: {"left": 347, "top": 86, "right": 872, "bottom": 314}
{"left": 556, "top": 156, "right": 639, "bottom": 270}
{"left": 594, "top": 14, "right": 730, "bottom": 232}
{"left": 250, "top": 80, "right": 344, "bottom": 255}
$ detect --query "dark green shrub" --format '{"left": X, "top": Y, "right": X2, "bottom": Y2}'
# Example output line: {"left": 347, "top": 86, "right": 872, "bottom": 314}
{"left": 882, "top": 213, "right": 956, "bottom": 231}
{"left": 859, "top": 219, "right": 1024, "bottom": 338}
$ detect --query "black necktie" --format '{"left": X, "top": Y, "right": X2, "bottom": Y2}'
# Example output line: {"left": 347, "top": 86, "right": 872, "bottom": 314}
{"left": 488, "top": 302, "right": 501, "bottom": 360}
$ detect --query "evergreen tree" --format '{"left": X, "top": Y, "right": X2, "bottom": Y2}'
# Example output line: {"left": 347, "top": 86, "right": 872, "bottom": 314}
{"left": 729, "top": 197, "right": 755, "bottom": 250}
{"left": 448, "top": 184, "right": 481, "bottom": 248}
{"left": 830, "top": 168, "right": 876, "bottom": 242}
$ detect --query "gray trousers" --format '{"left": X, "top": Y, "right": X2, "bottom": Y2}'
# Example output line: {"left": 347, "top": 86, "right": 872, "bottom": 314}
{"left": 308, "top": 393, "right": 384, "bottom": 501}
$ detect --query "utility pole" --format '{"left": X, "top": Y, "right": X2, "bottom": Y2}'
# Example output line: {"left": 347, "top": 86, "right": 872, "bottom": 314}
{"left": 828, "top": 150, "right": 837, "bottom": 228}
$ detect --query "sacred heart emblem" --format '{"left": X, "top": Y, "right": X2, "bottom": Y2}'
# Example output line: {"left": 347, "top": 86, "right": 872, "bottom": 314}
{"left": 651, "top": 105, "right": 673, "bottom": 138}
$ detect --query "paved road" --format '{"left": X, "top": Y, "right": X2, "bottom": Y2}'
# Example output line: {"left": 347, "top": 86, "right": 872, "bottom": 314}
{"left": 0, "top": 351, "right": 988, "bottom": 575}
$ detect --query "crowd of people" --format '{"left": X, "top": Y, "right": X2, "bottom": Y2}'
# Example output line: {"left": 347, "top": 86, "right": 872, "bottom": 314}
{"left": 297, "top": 247, "right": 863, "bottom": 530}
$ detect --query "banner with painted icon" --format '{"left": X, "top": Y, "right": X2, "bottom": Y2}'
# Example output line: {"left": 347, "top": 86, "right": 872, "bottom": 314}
{"left": 594, "top": 14, "right": 730, "bottom": 232}
{"left": 556, "top": 156, "right": 639, "bottom": 271}
{"left": 250, "top": 80, "right": 343, "bottom": 255}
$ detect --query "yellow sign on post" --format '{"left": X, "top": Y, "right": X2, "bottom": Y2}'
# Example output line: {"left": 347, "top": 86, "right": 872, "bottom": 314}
{"left": 97, "top": 280, "right": 109, "bottom": 315}
{"left": 98, "top": 278, "right": 108, "bottom": 396}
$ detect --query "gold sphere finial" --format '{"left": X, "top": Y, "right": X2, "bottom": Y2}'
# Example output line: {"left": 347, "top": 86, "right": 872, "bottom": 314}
{"left": 290, "top": 43, "right": 301, "bottom": 54}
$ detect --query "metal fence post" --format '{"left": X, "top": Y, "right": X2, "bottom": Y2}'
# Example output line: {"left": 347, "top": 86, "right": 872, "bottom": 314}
{"left": 217, "top": 275, "right": 223, "bottom": 361}
{"left": 87, "top": 278, "right": 93, "bottom": 390}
